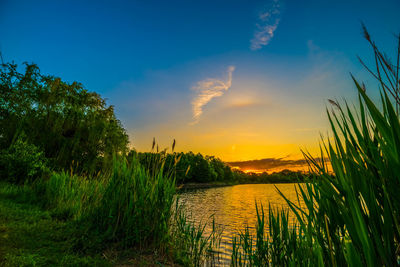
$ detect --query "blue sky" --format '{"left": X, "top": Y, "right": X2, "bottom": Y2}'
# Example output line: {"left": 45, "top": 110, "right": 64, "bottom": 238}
{"left": 1, "top": 0, "right": 399, "bottom": 162}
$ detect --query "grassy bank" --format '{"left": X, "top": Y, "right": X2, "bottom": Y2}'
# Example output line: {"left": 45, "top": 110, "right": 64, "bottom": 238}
{"left": 0, "top": 183, "right": 181, "bottom": 266}
{"left": 0, "top": 183, "right": 108, "bottom": 266}
{"left": 0, "top": 156, "right": 220, "bottom": 266}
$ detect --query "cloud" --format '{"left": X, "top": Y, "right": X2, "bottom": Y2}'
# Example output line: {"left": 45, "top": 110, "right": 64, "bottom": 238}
{"left": 226, "top": 156, "right": 328, "bottom": 172}
{"left": 250, "top": 0, "right": 281, "bottom": 51}
{"left": 191, "top": 66, "right": 235, "bottom": 124}
{"left": 227, "top": 157, "right": 307, "bottom": 171}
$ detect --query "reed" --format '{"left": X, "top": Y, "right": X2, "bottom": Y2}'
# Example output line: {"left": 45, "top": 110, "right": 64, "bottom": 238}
{"left": 230, "top": 27, "right": 400, "bottom": 266}
{"left": 170, "top": 200, "right": 222, "bottom": 266}
{"left": 83, "top": 155, "right": 176, "bottom": 249}
{"left": 32, "top": 172, "right": 105, "bottom": 220}
{"left": 8, "top": 146, "right": 222, "bottom": 265}
{"left": 230, "top": 204, "right": 317, "bottom": 266}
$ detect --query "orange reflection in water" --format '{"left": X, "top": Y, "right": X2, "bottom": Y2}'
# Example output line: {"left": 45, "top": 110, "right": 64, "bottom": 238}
{"left": 179, "top": 184, "right": 306, "bottom": 264}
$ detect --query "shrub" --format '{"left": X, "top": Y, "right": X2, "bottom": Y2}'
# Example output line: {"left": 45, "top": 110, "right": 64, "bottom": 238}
{"left": 0, "top": 138, "right": 49, "bottom": 183}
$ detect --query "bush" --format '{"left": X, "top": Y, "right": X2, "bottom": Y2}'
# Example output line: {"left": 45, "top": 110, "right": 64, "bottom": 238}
{"left": 0, "top": 138, "right": 49, "bottom": 183}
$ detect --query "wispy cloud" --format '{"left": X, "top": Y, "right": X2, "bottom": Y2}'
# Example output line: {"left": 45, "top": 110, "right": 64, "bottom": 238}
{"left": 250, "top": 0, "right": 281, "bottom": 51}
{"left": 191, "top": 66, "right": 235, "bottom": 124}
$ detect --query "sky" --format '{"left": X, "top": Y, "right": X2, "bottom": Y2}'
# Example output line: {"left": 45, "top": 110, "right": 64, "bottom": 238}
{"left": 1, "top": 0, "right": 399, "bottom": 168}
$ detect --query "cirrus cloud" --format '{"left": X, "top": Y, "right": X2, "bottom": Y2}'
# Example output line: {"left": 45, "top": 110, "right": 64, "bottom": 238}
{"left": 191, "top": 66, "right": 235, "bottom": 124}
{"left": 250, "top": 0, "right": 281, "bottom": 51}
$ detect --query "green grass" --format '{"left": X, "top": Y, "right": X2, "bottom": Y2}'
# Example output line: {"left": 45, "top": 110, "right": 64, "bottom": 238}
{"left": 85, "top": 156, "right": 177, "bottom": 249}
{"left": 0, "top": 153, "right": 220, "bottom": 266}
{"left": 32, "top": 172, "right": 105, "bottom": 221}
{"left": 0, "top": 183, "right": 108, "bottom": 266}
{"left": 170, "top": 201, "right": 222, "bottom": 266}
{"left": 230, "top": 203, "right": 316, "bottom": 266}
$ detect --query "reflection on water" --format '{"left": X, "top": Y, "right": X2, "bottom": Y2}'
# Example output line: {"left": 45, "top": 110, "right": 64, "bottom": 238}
{"left": 178, "top": 184, "right": 303, "bottom": 265}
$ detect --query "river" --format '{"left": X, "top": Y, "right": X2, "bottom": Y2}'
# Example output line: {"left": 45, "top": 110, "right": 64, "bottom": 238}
{"left": 178, "top": 183, "right": 304, "bottom": 265}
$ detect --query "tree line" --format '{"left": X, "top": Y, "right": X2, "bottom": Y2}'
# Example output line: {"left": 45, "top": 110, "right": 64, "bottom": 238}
{"left": 129, "top": 150, "right": 307, "bottom": 184}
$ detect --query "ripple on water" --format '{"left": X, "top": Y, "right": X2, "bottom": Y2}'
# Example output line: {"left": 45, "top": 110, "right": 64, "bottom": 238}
{"left": 178, "top": 183, "right": 304, "bottom": 265}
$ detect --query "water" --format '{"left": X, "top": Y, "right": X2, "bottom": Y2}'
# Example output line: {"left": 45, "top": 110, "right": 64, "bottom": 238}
{"left": 178, "top": 183, "right": 303, "bottom": 265}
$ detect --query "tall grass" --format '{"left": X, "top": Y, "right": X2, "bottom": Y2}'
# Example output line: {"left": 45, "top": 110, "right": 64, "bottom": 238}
{"left": 231, "top": 204, "right": 317, "bottom": 266}
{"left": 87, "top": 156, "right": 176, "bottom": 248}
{"left": 230, "top": 27, "right": 400, "bottom": 266}
{"left": 293, "top": 81, "right": 400, "bottom": 265}
{"left": 21, "top": 148, "right": 221, "bottom": 265}
{"left": 171, "top": 201, "right": 222, "bottom": 266}
{"left": 33, "top": 172, "right": 105, "bottom": 220}
{"left": 297, "top": 27, "right": 400, "bottom": 266}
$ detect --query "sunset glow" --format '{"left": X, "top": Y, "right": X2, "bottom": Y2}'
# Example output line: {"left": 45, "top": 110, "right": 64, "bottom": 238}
{"left": 1, "top": 1, "right": 399, "bottom": 265}
{"left": 1, "top": 0, "right": 398, "bottom": 171}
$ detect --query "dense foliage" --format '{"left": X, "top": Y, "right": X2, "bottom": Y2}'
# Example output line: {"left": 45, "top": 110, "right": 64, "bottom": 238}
{"left": 129, "top": 150, "right": 305, "bottom": 184}
{"left": 234, "top": 169, "right": 308, "bottom": 184}
{"left": 0, "top": 63, "right": 129, "bottom": 176}
{"left": 130, "top": 151, "right": 233, "bottom": 183}
{"left": 0, "top": 136, "right": 49, "bottom": 183}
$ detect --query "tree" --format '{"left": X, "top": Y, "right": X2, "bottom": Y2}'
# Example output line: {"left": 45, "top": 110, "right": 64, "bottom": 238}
{"left": 0, "top": 62, "right": 129, "bottom": 174}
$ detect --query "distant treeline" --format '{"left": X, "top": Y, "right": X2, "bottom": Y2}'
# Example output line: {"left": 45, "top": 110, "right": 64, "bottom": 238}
{"left": 234, "top": 169, "right": 308, "bottom": 184}
{"left": 128, "top": 150, "right": 308, "bottom": 184}
{"left": 128, "top": 151, "right": 233, "bottom": 184}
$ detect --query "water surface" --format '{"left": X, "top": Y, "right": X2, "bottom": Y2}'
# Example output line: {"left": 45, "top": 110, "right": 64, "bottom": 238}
{"left": 178, "top": 184, "right": 303, "bottom": 264}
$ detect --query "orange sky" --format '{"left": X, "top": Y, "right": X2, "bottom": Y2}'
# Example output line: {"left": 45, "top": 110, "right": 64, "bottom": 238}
{"left": 3, "top": 0, "right": 398, "bottom": 170}
{"left": 127, "top": 70, "right": 338, "bottom": 164}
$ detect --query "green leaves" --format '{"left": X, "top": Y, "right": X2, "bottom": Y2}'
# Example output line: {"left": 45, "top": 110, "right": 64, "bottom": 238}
{"left": 298, "top": 78, "right": 400, "bottom": 266}
{"left": 88, "top": 155, "right": 176, "bottom": 248}
{"left": 230, "top": 28, "right": 400, "bottom": 266}
{"left": 0, "top": 136, "right": 49, "bottom": 183}
{"left": 0, "top": 63, "right": 129, "bottom": 175}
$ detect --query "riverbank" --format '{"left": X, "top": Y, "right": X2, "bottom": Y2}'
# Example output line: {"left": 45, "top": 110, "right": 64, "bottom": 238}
{"left": 0, "top": 183, "right": 179, "bottom": 266}
{"left": 178, "top": 179, "right": 305, "bottom": 191}
{"left": 0, "top": 186, "right": 106, "bottom": 266}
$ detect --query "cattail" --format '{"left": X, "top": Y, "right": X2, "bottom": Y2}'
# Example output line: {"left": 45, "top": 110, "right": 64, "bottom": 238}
{"left": 172, "top": 139, "right": 176, "bottom": 152}
{"left": 185, "top": 165, "right": 191, "bottom": 176}
{"left": 328, "top": 99, "right": 340, "bottom": 109}
{"left": 361, "top": 82, "right": 366, "bottom": 92}
{"left": 174, "top": 154, "right": 182, "bottom": 166}
{"left": 362, "top": 23, "right": 371, "bottom": 43}
{"left": 152, "top": 137, "right": 155, "bottom": 150}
